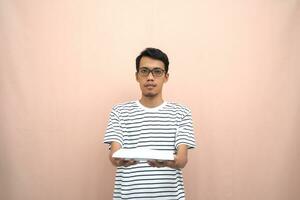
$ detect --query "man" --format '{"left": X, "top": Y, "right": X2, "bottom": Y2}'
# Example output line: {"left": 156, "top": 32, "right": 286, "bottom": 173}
{"left": 104, "top": 47, "right": 196, "bottom": 200}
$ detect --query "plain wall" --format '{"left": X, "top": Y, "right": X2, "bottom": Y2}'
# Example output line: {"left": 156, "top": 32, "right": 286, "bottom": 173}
{"left": 1, "top": 1, "right": 299, "bottom": 200}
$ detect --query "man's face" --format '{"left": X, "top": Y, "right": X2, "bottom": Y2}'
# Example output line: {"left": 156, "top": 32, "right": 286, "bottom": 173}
{"left": 136, "top": 56, "right": 169, "bottom": 98}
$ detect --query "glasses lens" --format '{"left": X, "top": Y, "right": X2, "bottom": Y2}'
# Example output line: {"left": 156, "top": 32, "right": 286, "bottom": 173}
{"left": 139, "top": 68, "right": 150, "bottom": 76}
{"left": 153, "top": 68, "right": 164, "bottom": 77}
{"left": 138, "top": 67, "right": 165, "bottom": 77}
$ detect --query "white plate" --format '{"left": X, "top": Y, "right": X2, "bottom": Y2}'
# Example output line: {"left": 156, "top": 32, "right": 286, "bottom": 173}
{"left": 112, "top": 148, "right": 175, "bottom": 161}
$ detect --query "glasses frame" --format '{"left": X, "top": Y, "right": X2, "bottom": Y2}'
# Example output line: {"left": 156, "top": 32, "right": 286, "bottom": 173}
{"left": 137, "top": 67, "right": 166, "bottom": 77}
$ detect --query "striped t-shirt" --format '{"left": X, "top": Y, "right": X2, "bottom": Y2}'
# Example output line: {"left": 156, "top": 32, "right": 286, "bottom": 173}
{"left": 104, "top": 100, "right": 196, "bottom": 200}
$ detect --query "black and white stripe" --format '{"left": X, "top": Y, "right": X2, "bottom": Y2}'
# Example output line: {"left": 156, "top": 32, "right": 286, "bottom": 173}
{"left": 104, "top": 100, "right": 196, "bottom": 200}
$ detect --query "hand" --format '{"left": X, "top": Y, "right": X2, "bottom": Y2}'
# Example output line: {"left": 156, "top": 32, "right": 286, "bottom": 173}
{"left": 114, "top": 158, "right": 138, "bottom": 167}
{"left": 147, "top": 156, "right": 178, "bottom": 169}
{"left": 149, "top": 145, "right": 188, "bottom": 169}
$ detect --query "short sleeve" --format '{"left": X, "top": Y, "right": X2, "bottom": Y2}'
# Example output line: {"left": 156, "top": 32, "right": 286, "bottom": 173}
{"left": 175, "top": 109, "right": 196, "bottom": 150}
{"left": 103, "top": 107, "right": 124, "bottom": 149}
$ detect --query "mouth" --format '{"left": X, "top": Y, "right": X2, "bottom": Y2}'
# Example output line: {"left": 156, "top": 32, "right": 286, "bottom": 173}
{"left": 144, "top": 84, "right": 156, "bottom": 89}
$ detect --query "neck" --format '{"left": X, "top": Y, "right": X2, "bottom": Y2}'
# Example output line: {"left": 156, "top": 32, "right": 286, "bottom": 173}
{"left": 139, "top": 94, "right": 164, "bottom": 108}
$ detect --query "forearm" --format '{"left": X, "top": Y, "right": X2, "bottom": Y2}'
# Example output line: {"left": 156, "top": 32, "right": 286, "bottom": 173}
{"left": 164, "top": 144, "right": 188, "bottom": 169}
{"left": 174, "top": 155, "right": 187, "bottom": 169}
{"left": 109, "top": 142, "right": 121, "bottom": 166}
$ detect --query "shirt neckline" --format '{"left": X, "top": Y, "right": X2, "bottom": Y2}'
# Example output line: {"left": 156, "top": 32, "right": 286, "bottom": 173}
{"left": 136, "top": 100, "right": 167, "bottom": 111}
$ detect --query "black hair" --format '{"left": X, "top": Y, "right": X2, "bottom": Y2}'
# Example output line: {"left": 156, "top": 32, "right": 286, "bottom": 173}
{"left": 135, "top": 47, "right": 169, "bottom": 73}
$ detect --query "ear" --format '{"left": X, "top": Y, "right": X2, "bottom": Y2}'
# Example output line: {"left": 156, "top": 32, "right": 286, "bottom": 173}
{"left": 164, "top": 73, "right": 169, "bottom": 83}
{"left": 135, "top": 72, "right": 139, "bottom": 82}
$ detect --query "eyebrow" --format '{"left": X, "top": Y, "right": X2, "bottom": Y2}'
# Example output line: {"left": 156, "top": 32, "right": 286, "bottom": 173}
{"left": 140, "top": 67, "right": 164, "bottom": 70}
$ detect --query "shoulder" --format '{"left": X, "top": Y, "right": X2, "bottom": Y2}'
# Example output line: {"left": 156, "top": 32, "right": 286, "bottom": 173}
{"left": 111, "top": 100, "right": 138, "bottom": 113}
{"left": 165, "top": 101, "right": 192, "bottom": 116}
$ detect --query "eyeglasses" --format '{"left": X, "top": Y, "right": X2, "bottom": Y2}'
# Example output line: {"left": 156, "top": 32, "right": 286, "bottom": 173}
{"left": 138, "top": 67, "right": 165, "bottom": 77}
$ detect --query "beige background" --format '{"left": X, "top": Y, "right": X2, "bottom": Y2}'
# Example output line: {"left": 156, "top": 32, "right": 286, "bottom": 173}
{"left": 1, "top": 0, "right": 300, "bottom": 200}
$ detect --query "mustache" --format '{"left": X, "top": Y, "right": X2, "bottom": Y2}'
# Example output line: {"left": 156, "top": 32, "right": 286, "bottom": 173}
{"left": 144, "top": 83, "right": 157, "bottom": 87}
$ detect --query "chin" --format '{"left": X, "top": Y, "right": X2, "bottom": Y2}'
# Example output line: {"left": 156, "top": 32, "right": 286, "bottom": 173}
{"left": 143, "top": 92, "right": 157, "bottom": 98}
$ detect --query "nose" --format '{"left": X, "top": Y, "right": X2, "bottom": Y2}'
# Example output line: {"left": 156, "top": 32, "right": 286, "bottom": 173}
{"left": 147, "top": 71, "right": 154, "bottom": 80}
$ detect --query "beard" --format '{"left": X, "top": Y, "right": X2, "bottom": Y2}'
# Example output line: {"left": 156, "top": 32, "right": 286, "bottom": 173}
{"left": 143, "top": 91, "right": 157, "bottom": 98}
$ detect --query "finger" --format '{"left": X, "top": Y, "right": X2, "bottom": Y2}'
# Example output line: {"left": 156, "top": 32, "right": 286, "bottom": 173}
{"left": 123, "top": 160, "right": 131, "bottom": 167}
{"left": 148, "top": 161, "right": 154, "bottom": 167}
{"left": 154, "top": 160, "right": 164, "bottom": 167}
{"left": 128, "top": 160, "right": 137, "bottom": 166}
{"left": 154, "top": 161, "right": 163, "bottom": 168}
{"left": 116, "top": 159, "right": 123, "bottom": 166}
{"left": 147, "top": 160, "right": 155, "bottom": 166}
{"left": 152, "top": 162, "right": 160, "bottom": 167}
{"left": 121, "top": 159, "right": 130, "bottom": 166}
{"left": 157, "top": 160, "right": 165, "bottom": 165}
{"left": 149, "top": 162, "right": 158, "bottom": 167}
{"left": 124, "top": 160, "right": 137, "bottom": 167}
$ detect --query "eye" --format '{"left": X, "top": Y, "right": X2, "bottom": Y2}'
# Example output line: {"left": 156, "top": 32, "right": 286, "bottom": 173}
{"left": 140, "top": 68, "right": 149, "bottom": 74}
{"left": 153, "top": 68, "right": 164, "bottom": 76}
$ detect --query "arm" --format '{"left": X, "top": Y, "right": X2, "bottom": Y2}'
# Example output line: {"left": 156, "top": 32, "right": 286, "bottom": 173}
{"left": 148, "top": 144, "right": 188, "bottom": 169}
{"left": 109, "top": 141, "right": 137, "bottom": 167}
{"left": 172, "top": 144, "right": 188, "bottom": 168}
